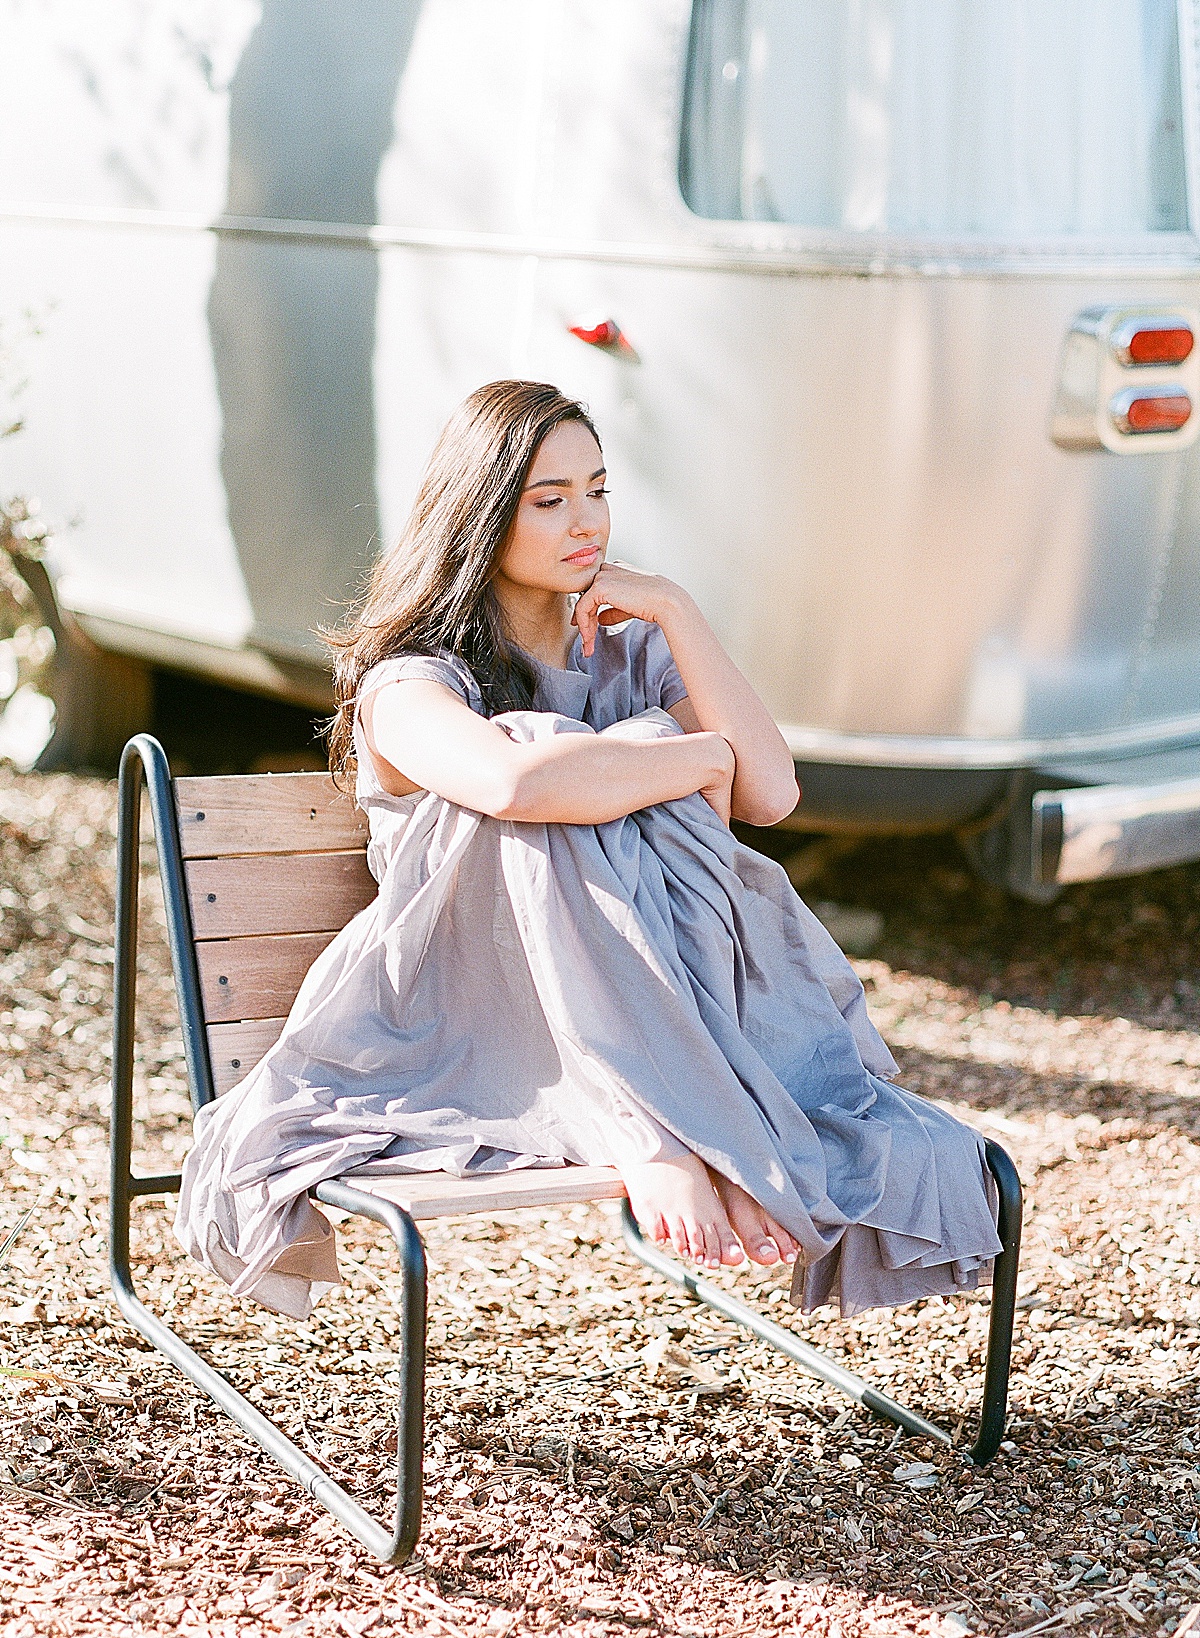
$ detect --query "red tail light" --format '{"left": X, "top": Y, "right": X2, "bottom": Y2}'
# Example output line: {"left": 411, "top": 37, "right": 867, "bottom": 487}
{"left": 1110, "top": 386, "right": 1192, "bottom": 435}
{"left": 569, "top": 319, "right": 623, "bottom": 349}
{"left": 1112, "top": 318, "right": 1194, "bottom": 368}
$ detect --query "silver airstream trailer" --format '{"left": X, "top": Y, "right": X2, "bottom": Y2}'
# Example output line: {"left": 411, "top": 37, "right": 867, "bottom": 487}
{"left": 3, "top": 0, "right": 1200, "bottom": 898}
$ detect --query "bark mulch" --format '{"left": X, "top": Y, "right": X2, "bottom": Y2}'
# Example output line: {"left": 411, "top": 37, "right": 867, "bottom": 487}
{"left": 2, "top": 769, "right": 1199, "bottom": 1636}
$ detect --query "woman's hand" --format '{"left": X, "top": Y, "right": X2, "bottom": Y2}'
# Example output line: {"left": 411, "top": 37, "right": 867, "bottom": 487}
{"left": 572, "top": 562, "right": 683, "bottom": 657}
{"left": 573, "top": 566, "right": 799, "bottom": 828}
{"left": 697, "top": 734, "right": 736, "bottom": 825}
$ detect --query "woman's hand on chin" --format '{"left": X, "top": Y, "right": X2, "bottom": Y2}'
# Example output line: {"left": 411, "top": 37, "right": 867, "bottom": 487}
{"left": 571, "top": 561, "right": 690, "bottom": 657}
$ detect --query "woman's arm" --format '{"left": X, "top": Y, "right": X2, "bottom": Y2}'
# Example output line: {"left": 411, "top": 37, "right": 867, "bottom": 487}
{"left": 572, "top": 566, "right": 800, "bottom": 827}
{"left": 361, "top": 679, "right": 736, "bottom": 825}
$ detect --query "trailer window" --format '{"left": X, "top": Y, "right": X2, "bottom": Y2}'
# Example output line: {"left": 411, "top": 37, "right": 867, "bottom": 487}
{"left": 680, "top": 0, "right": 1188, "bottom": 237}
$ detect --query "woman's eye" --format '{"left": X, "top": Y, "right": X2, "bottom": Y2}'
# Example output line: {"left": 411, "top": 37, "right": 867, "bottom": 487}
{"left": 534, "top": 496, "right": 562, "bottom": 509}
{"left": 589, "top": 487, "right": 611, "bottom": 499}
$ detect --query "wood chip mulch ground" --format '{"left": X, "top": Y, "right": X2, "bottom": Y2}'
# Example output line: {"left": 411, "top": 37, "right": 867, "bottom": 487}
{"left": 2, "top": 768, "right": 1200, "bottom": 1637}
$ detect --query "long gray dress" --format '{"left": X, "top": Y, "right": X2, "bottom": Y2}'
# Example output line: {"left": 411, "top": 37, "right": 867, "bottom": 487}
{"left": 175, "top": 622, "right": 1001, "bottom": 1320}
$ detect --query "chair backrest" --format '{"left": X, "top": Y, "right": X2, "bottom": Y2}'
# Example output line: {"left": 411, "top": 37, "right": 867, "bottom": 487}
{"left": 173, "top": 773, "right": 375, "bottom": 1096}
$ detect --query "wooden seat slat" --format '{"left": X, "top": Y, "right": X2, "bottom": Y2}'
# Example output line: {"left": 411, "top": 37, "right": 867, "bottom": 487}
{"left": 207, "top": 1017, "right": 287, "bottom": 1095}
{"left": 175, "top": 773, "right": 368, "bottom": 859}
{"left": 186, "top": 852, "right": 377, "bottom": 941}
{"left": 197, "top": 933, "right": 337, "bottom": 1023}
{"left": 347, "top": 1165, "right": 627, "bottom": 1221}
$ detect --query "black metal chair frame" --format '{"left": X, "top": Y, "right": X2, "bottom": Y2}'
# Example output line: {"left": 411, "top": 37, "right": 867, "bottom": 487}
{"left": 110, "top": 734, "right": 1023, "bottom": 1565}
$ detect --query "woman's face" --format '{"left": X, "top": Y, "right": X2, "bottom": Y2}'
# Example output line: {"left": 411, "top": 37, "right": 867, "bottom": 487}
{"left": 496, "top": 420, "right": 610, "bottom": 595}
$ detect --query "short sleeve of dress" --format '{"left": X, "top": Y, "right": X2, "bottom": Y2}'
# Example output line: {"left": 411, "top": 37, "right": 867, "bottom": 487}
{"left": 640, "top": 620, "right": 689, "bottom": 712}
{"left": 356, "top": 652, "right": 481, "bottom": 711}
{"left": 352, "top": 652, "right": 484, "bottom": 809}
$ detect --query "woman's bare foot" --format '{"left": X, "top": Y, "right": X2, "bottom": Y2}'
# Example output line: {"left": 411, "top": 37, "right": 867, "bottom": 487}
{"left": 623, "top": 1153, "right": 745, "bottom": 1270}
{"left": 709, "top": 1171, "right": 801, "bottom": 1268}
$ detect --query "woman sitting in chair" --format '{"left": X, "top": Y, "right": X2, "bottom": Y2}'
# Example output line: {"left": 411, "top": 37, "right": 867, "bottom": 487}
{"left": 176, "top": 380, "right": 1001, "bottom": 1319}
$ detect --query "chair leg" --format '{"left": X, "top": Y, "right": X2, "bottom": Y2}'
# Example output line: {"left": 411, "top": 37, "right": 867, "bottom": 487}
{"left": 316, "top": 1178, "right": 427, "bottom": 1553}
{"left": 621, "top": 1139, "right": 1022, "bottom": 1465}
{"left": 108, "top": 1182, "right": 426, "bottom": 1564}
{"left": 967, "top": 1139, "right": 1023, "bottom": 1466}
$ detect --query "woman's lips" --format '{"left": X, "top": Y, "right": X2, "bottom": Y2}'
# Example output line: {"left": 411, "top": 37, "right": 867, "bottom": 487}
{"left": 563, "top": 545, "right": 600, "bottom": 565}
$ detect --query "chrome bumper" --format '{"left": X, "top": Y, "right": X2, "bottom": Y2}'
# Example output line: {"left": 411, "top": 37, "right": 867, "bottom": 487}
{"left": 1032, "top": 775, "right": 1200, "bottom": 886}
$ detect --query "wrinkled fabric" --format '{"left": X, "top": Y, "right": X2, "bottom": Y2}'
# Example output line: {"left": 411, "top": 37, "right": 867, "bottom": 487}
{"left": 175, "top": 622, "right": 1001, "bottom": 1319}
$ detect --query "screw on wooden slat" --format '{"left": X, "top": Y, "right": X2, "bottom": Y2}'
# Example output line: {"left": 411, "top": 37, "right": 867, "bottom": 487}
{"left": 219, "top": 976, "right": 228, "bottom": 985}
{"left": 196, "top": 811, "right": 205, "bottom": 821}
{"left": 207, "top": 893, "right": 216, "bottom": 903}
{"left": 231, "top": 1059, "right": 240, "bottom": 1069}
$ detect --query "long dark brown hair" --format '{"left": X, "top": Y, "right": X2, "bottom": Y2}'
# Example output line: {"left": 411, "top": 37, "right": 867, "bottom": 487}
{"left": 326, "top": 380, "right": 600, "bottom": 781}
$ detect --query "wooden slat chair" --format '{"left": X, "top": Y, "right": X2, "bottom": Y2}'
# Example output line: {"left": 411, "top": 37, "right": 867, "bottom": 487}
{"left": 110, "top": 735, "right": 1023, "bottom": 1565}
